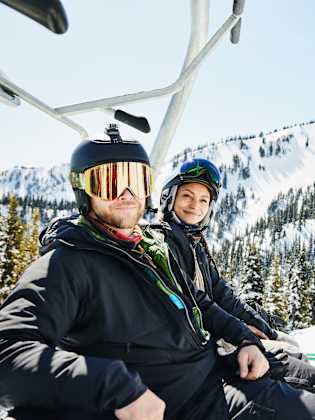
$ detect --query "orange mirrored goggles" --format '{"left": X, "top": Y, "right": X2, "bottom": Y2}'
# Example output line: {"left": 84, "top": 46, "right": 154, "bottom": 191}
{"left": 70, "top": 162, "right": 152, "bottom": 201}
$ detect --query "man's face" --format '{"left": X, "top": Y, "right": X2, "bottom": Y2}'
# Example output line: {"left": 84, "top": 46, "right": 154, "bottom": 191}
{"left": 90, "top": 188, "right": 146, "bottom": 229}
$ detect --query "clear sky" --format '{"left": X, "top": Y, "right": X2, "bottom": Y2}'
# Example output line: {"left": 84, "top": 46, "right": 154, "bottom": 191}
{"left": 0, "top": 0, "right": 315, "bottom": 170}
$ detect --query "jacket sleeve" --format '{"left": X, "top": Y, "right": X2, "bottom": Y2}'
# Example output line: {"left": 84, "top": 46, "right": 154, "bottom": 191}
{"left": 0, "top": 249, "right": 147, "bottom": 412}
{"left": 166, "top": 239, "right": 265, "bottom": 349}
{"left": 195, "top": 288, "right": 264, "bottom": 349}
{"left": 207, "top": 258, "right": 276, "bottom": 339}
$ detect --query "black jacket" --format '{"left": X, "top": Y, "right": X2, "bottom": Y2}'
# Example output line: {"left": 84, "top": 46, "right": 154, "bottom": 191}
{"left": 161, "top": 221, "right": 276, "bottom": 340}
{"left": 0, "top": 215, "right": 261, "bottom": 419}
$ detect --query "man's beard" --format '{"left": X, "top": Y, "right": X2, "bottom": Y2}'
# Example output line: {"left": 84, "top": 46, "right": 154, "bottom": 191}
{"left": 95, "top": 203, "right": 144, "bottom": 229}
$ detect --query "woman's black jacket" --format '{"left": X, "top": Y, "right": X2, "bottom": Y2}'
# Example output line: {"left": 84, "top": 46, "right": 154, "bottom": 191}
{"left": 0, "top": 216, "right": 261, "bottom": 419}
{"left": 160, "top": 221, "right": 276, "bottom": 340}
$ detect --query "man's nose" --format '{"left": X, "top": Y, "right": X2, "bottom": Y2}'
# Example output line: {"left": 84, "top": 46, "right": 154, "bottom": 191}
{"left": 118, "top": 188, "right": 136, "bottom": 200}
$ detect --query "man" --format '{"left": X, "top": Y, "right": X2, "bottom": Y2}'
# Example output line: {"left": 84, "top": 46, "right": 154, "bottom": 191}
{"left": 0, "top": 126, "right": 314, "bottom": 420}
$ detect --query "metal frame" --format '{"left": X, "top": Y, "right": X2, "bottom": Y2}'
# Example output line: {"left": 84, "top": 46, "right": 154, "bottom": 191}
{"left": 0, "top": 0, "right": 68, "bottom": 34}
{"left": 0, "top": 0, "right": 245, "bottom": 173}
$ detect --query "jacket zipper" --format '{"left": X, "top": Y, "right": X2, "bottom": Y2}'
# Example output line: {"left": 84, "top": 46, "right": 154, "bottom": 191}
{"left": 164, "top": 246, "right": 210, "bottom": 344}
{"left": 91, "top": 239, "right": 207, "bottom": 348}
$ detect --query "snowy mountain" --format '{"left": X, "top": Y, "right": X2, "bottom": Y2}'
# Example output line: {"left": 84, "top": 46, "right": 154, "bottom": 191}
{"left": 0, "top": 163, "right": 73, "bottom": 204}
{"left": 1, "top": 120, "right": 315, "bottom": 244}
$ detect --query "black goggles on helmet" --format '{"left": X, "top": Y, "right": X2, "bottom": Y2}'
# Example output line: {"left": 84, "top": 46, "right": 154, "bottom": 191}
{"left": 179, "top": 159, "right": 221, "bottom": 197}
{"left": 70, "top": 161, "right": 152, "bottom": 201}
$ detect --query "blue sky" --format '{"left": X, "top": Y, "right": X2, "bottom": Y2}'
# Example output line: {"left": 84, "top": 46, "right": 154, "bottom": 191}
{"left": 0, "top": 1, "right": 315, "bottom": 170}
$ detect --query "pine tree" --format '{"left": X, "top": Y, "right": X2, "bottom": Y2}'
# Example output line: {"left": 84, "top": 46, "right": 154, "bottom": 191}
{"left": 288, "top": 259, "right": 299, "bottom": 328}
{"left": 0, "top": 215, "right": 7, "bottom": 284}
{"left": 240, "top": 243, "right": 264, "bottom": 306}
{"left": 264, "top": 255, "right": 289, "bottom": 322}
{"left": 233, "top": 239, "right": 244, "bottom": 285}
{"left": 0, "top": 195, "right": 26, "bottom": 302}
{"left": 17, "top": 208, "right": 41, "bottom": 276}
{"left": 222, "top": 171, "right": 227, "bottom": 189}
{"left": 227, "top": 238, "right": 237, "bottom": 285}
{"left": 259, "top": 146, "right": 265, "bottom": 158}
{"left": 309, "top": 261, "right": 315, "bottom": 325}
{"left": 289, "top": 249, "right": 313, "bottom": 328}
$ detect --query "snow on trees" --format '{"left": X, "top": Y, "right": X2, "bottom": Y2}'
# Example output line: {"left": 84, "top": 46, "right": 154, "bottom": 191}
{"left": 264, "top": 254, "right": 289, "bottom": 323}
{"left": 0, "top": 196, "right": 40, "bottom": 303}
{"left": 288, "top": 249, "right": 313, "bottom": 328}
{"left": 240, "top": 243, "right": 264, "bottom": 306}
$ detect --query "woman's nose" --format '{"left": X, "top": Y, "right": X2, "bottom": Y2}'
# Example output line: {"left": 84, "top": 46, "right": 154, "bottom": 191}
{"left": 189, "top": 197, "right": 198, "bottom": 208}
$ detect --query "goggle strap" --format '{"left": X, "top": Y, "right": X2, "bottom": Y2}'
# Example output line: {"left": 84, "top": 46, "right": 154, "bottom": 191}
{"left": 70, "top": 172, "right": 85, "bottom": 190}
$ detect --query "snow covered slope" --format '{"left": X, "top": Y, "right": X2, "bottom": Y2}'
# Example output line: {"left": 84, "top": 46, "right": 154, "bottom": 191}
{"left": 0, "top": 163, "right": 73, "bottom": 203}
{"left": 1, "top": 121, "right": 315, "bottom": 233}
{"left": 292, "top": 327, "right": 315, "bottom": 366}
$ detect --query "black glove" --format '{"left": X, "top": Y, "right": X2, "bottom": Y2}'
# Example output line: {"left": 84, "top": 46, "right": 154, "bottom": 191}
{"left": 265, "top": 349, "right": 289, "bottom": 379}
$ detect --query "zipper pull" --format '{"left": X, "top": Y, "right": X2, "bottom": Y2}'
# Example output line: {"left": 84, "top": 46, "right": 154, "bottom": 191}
{"left": 135, "top": 244, "right": 156, "bottom": 266}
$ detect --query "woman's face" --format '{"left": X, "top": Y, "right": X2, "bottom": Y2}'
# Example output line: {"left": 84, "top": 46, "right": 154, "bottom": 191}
{"left": 174, "top": 182, "right": 211, "bottom": 225}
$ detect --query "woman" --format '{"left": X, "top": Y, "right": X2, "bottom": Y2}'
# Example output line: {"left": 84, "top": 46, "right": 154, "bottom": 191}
{"left": 157, "top": 157, "right": 315, "bottom": 390}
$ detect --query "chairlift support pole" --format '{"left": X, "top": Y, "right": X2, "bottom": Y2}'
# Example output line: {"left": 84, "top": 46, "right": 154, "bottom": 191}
{"left": 149, "top": 0, "right": 209, "bottom": 177}
{"left": 151, "top": 0, "right": 245, "bottom": 176}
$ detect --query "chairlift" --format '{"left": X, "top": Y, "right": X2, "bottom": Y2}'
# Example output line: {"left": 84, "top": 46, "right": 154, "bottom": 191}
{"left": 0, "top": 0, "right": 246, "bottom": 177}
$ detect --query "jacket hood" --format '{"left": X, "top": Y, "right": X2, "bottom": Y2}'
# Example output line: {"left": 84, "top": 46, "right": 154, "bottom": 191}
{"left": 39, "top": 214, "right": 95, "bottom": 255}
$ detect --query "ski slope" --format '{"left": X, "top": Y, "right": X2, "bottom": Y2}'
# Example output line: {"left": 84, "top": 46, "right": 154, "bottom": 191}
{"left": 292, "top": 326, "right": 315, "bottom": 366}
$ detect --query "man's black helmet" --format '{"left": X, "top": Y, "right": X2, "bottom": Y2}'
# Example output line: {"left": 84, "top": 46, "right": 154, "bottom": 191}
{"left": 69, "top": 124, "right": 152, "bottom": 214}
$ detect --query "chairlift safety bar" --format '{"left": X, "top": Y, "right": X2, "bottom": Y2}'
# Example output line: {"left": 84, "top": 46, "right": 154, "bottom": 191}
{"left": 54, "top": 13, "right": 241, "bottom": 115}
